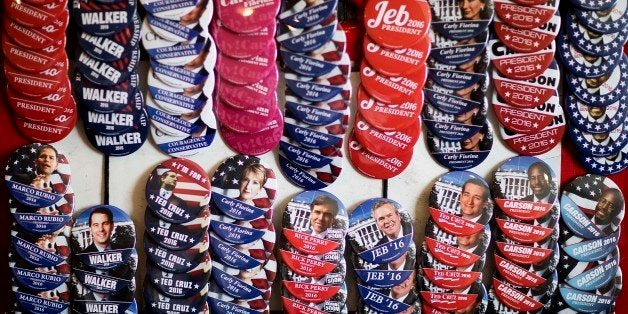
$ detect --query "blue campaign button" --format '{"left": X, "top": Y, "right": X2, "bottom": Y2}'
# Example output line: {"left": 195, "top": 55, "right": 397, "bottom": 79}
{"left": 428, "top": 68, "right": 487, "bottom": 91}
{"left": 566, "top": 255, "right": 619, "bottom": 291}
{"left": 148, "top": 85, "right": 207, "bottom": 114}
{"left": 150, "top": 59, "right": 208, "bottom": 87}
{"left": 568, "top": 121, "right": 628, "bottom": 158}
{"left": 431, "top": 20, "right": 492, "bottom": 41}
{"left": 565, "top": 55, "right": 627, "bottom": 107}
{"left": 84, "top": 109, "right": 148, "bottom": 156}
{"left": 211, "top": 193, "right": 265, "bottom": 221}
{"left": 73, "top": 0, "right": 137, "bottom": 36}
{"left": 422, "top": 102, "right": 485, "bottom": 141}
{"left": 144, "top": 281, "right": 208, "bottom": 313}
{"left": 74, "top": 71, "right": 140, "bottom": 114}
{"left": 563, "top": 231, "right": 620, "bottom": 262}
{"left": 285, "top": 75, "right": 344, "bottom": 103}
{"left": 564, "top": 93, "right": 626, "bottom": 133}
{"left": 144, "top": 208, "right": 208, "bottom": 251}
{"left": 209, "top": 220, "right": 265, "bottom": 245}
{"left": 147, "top": 13, "right": 202, "bottom": 42}
{"left": 569, "top": 0, "right": 618, "bottom": 11}
{"left": 277, "top": 21, "right": 337, "bottom": 52}
{"left": 358, "top": 234, "right": 413, "bottom": 264}
{"left": 355, "top": 269, "right": 413, "bottom": 289}
{"left": 210, "top": 234, "right": 262, "bottom": 270}
{"left": 11, "top": 266, "right": 68, "bottom": 292}
{"left": 211, "top": 267, "right": 263, "bottom": 299}
{"left": 575, "top": 0, "right": 627, "bottom": 35}
{"left": 279, "top": 0, "right": 337, "bottom": 29}
{"left": 357, "top": 284, "right": 411, "bottom": 313}
{"left": 73, "top": 299, "right": 133, "bottom": 314}
{"left": 5, "top": 182, "right": 63, "bottom": 212}
{"left": 561, "top": 194, "right": 609, "bottom": 240}
{"left": 144, "top": 231, "right": 210, "bottom": 274}
{"left": 11, "top": 203, "right": 72, "bottom": 235}
{"left": 144, "top": 36, "right": 208, "bottom": 66}
{"left": 278, "top": 155, "right": 330, "bottom": 190}
{"left": 76, "top": 46, "right": 140, "bottom": 86}
{"left": 426, "top": 126, "right": 493, "bottom": 171}
{"left": 147, "top": 262, "right": 210, "bottom": 298}
{"left": 280, "top": 48, "right": 337, "bottom": 77}
{"left": 285, "top": 100, "right": 343, "bottom": 126}
{"left": 11, "top": 234, "right": 66, "bottom": 267}
{"left": 77, "top": 12, "right": 140, "bottom": 62}
{"left": 74, "top": 268, "right": 133, "bottom": 295}
{"left": 557, "top": 33, "right": 623, "bottom": 78}
{"left": 208, "top": 297, "right": 263, "bottom": 314}
{"left": 559, "top": 286, "right": 615, "bottom": 312}
{"left": 578, "top": 143, "right": 628, "bottom": 175}
{"left": 151, "top": 125, "right": 216, "bottom": 158}
{"left": 279, "top": 141, "right": 333, "bottom": 169}
{"left": 565, "top": 12, "right": 627, "bottom": 57}
{"left": 75, "top": 248, "right": 137, "bottom": 272}
{"left": 142, "top": 0, "right": 199, "bottom": 19}
{"left": 429, "top": 31, "right": 488, "bottom": 66}
{"left": 81, "top": 91, "right": 144, "bottom": 136}
{"left": 424, "top": 88, "right": 484, "bottom": 115}
{"left": 13, "top": 290, "right": 69, "bottom": 314}
{"left": 284, "top": 122, "right": 342, "bottom": 149}
{"left": 147, "top": 105, "right": 204, "bottom": 137}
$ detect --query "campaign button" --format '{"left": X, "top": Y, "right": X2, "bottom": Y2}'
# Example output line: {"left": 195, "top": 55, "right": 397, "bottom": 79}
{"left": 426, "top": 124, "right": 492, "bottom": 170}
{"left": 4, "top": 59, "right": 66, "bottom": 98}
{"left": 280, "top": 0, "right": 337, "bottom": 28}
{"left": 208, "top": 297, "right": 263, "bottom": 314}
{"left": 144, "top": 280, "right": 208, "bottom": 313}
{"left": 146, "top": 208, "right": 209, "bottom": 251}
{"left": 147, "top": 261, "right": 210, "bottom": 298}
{"left": 421, "top": 268, "right": 481, "bottom": 290}
{"left": 357, "top": 86, "right": 422, "bottom": 132}
{"left": 282, "top": 288, "right": 345, "bottom": 312}
{"left": 420, "top": 244, "right": 486, "bottom": 272}
{"left": 423, "top": 86, "right": 484, "bottom": 116}
{"left": 146, "top": 12, "right": 207, "bottom": 43}
{"left": 146, "top": 67, "right": 209, "bottom": 113}
{"left": 12, "top": 285, "right": 69, "bottom": 314}
{"left": 489, "top": 39, "right": 555, "bottom": 80}
{"left": 278, "top": 155, "right": 337, "bottom": 190}
{"left": 428, "top": 0, "right": 493, "bottom": 40}
{"left": 277, "top": 18, "right": 337, "bottom": 52}
{"left": 557, "top": 286, "right": 615, "bottom": 312}
{"left": 219, "top": 108, "right": 283, "bottom": 156}
{"left": 353, "top": 241, "right": 416, "bottom": 288}
{"left": 557, "top": 33, "right": 623, "bottom": 78}
{"left": 151, "top": 122, "right": 216, "bottom": 157}
{"left": 71, "top": 205, "right": 136, "bottom": 260}
{"left": 142, "top": 25, "right": 209, "bottom": 66}
{"left": 494, "top": 0, "right": 558, "bottom": 30}
{"left": 216, "top": 46, "right": 276, "bottom": 86}
{"left": 422, "top": 101, "right": 485, "bottom": 141}
{"left": 428, "top": 68, "right": 486, "bottom": 91}
{"left": 578, "top": 142, "right": 628, "bottom": 175}
{"left": 494, "top": 252, "right": 554, "bottom": 288}
{"left": 363, "top": 0, "right": 431, "bottom": 49}
{"left": 216, "top": 0, "right": 280, "bottom": 34}
{"left": 78, "top": 13, "right": 140, "bottom": 62}
{"left": 144, "top": 231, "right": 210, "bottom": 273}
{"left": 74, "top": 71, "right": 139, "bottom": 114}
{"left": 495, "top": 218, "right": 553, "bottom": 243}
{"left": 490, "top": 278, "right": 544, "bottom": 312}
{"left": 10, "top": 230, "right": 69, "bottom": 268}
{"left": 360, "top": 61, "right": 426, "bottom": 105}
{"left": 147, "top": 100, "right": 206, "bottom": 137}
{"left": 72, "top": 0, "right": 136, "bottom": 36}
{"left": 214, "top": 97, "right": 278, "bottom": 134}
{"left": 348, "top": 134, "right": 413, "bottom": 179}
{"left": 429, "top": 30, "right": 488, "bottom": 66}
{"left": 575, "top": 0, "right": 627, "bottom": 34}
{"left": 420, "top": 274, "right": 483, "bottom": 296}
{"left": 428, "top": 48, "right": 489, "bottom": 75}
{"left": 565, "top": 254, "right": 620, "bottom": 291}
{"left": 285, "top": 98, "right": 344, "bottom": 127}
{"left": 209, "top": 220, "right": 265, "bottom": 245}
{"left": 284, "top": 73, "right": 344, "bottom": 103}
{"left": 211, "top": 257, "right": 275, "bottom": 300}
{"left": 358, "top": 284, "right": 413, "bottom": 313}
{"left": 210, "top": 235, "right": 266, "bottom": 270}
{"left": 282, "top": 21, "right": 347, "bottom": 62}
{"left": 4, "top": 0, "right": 66, "bottom": 27}
{"left": 10, "top": 198, "right": 74, "bottom": 235}
{"left": 496, "top": 242, "right": 554, "bottom": 266}
{"left": 14, "top": 106, "right": 76, "bottom": 144}
{"left": 72, "top": 297, "right": 134, "bottom": 314}
{"left": 492, "top": 60, "right": 559, "bottom": 109}
{"left": 74, "top": 268, "right": 133, "bottom": 296}
{"left": 562, "top": 231, "right": 619, "bottom": 262}
{"left": 84, "top": 109, "right": 148, "bottom": 156}
{"left": 217, "top": 73, "right": 277, "bottom": 111}
{"left": 420, "top": 290, "right": 479, "bottom": 312}
{"left": 493, "top": 93, "right": 559, "bottom": 134}
{"left": 569, "top": 121, "right": 628, "bottom": 158}
{"left": 284, "top": 120, "right": 343, "bottom": 149}
{"left": 4, "top": 11, "right": 68, "bottom": 50}
{"left": 76, "top": 47, "right": 139, "bottom": 86}
{"left": 8, "top": 83, "right": 72, "bottom": 123}
{"left": 11, "top": 263, "right": 69, "bottom": 292}
{"left": 280, "top": 49, "right": 339, "bottom": 78}
{"left": 3, "top": 36, "right": 64, "bottom": 73}
{"left": 565, "top": 94, "right": 625, "bottom": 134}
{"left": 566, "top": 13, "right": 626, "bottom": 57}
{"left": 500, "top": 106, "right": 565, "bottom": 156}
{"left": 212, "top": 18, "right": 276, "bottom": 59}
{"left": 566, "top": 55, "right": 627, "bottom": 107}
{"left": 353, "top": 114, "right": 419, "bottom": 157}
{"left": 285, "top": 54, "right": 351, "bottom": 88}
{"left": 278, "top": 140, "right": 335, "bottom": 170}
{"left": 425, "top": 219, "right": 490, "bottom": 255}
{"left": 363, "top": 34, "right": 429, "bottom": 77}
{"left": 281, "top": 258, "right": 345, "bottom": 287}
{"left": 140, "top": 0, "right": 201, "bottom": 19}
{"left": 82, "top": 92, "right": 143, "bottom": 137}
{"left": 494, "top": 14, "right": 560, "bottom": 53}
{"left": 569, "top": 0, "right": 617, "bottom": 10}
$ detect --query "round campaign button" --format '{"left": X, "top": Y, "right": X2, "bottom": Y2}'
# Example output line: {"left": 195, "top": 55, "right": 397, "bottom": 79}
{"left": 557, "top": 33, "right": 623, "bottom": 78}
{"left": 150, "top": 119, "right": 216, "bottom": 158}
{"left": 2, "top": 36, "right": 64, "bottom": 74}
{"left": 145, "top": 207, "right": 209, "bottom": 251}
{"left": 429, "top": 171, "right": 493, "bottom": 232}
{"left": 144, "top": 280, "right": 208, "bottom": 313}
{"left": 278, "top": 139, "right": 342, "bottom": 173}
{"left": 4, "top": 0, "right": 66, "bottom": 27}
{"left": 575, "top": 0, "right": 627, "bottom": 34}
{"left": 10, "top": 252, "right": 70, "bottom": 292}
{"left": 565, "top": 94, "right": 626, "bottom": 134}
{"left": 428, "top": 0, "right": 494, "bottom": 40}
{"left": 353, "top": 242, "right": 416, "bottom": 288}
{"left": 77, "top": 13, "right": 140, "bottom": 62}
{"left": 421, "top": 266, "right": 481, "bottom": 292}
{"left": 214, "top": 97, "right": 278, "bottom": 134}
{"left": 428, "top": 68, "right": 486, "bottom": 92}
{"left": 281, "top": 258, "right": 345, "bottom": 287}
{"left": 424, "top": 223, "right": 489, "bottom": 266}
{"left": 141, "top": 0, "right": 202, "bottom": 20}
{"left": 569, "top": 0, "right": 617, "bottom": 10}
{"left": 209, "top": 219, "right": 265, "bottom": 245}
{"left": 71, "top": 205, "right": 136, "bottom": 267}
{"left": 493, "top": 92, "right": 559, "bottom": 134}
{"left": 142, "top": 23, "right": 210, "bottom": 66}
{"left": 495, "top": 218, "right": 554, "bottom": 243}
{"left": 554, "top": 283, "right": 619, "bottom": 313}
{"left": 5, "top": 143, "right": 71, "bottom": 208}
{"left": 557, "top": 245, "right": 619, "bottom": 291}
{"left": 217, "top": 71, "right": 278, "bottom": 111}
{"left": 146, "top": 68, "right": 210, "bottom": 113}
{"left": 561, "top": 175, "right": 624, "bottom": 239}
{"left": 353, "top": 113, "right": 420, "bottom": 158}
{"left": 489, "top": 39, "right": 555, "bottom": 80}
{"left": 74, "top": 71, "right": 139, "bottom": 114}
{"left": 73, "top": 246, "right": 138, "bottom": 282}
{"left": 3, "top": 58, "right": 67, "bottom": 97}
{"left": 422, "top": 100, "right": 486, "bottom": 142}
{"left": 569, "top": 121, "right": 628, "bottom": 158}
{"left": 145, "top": 158, "right": 210, "bottom": 224}
{"left": 566, "top": 56, "right": 627, "bottom": 107}
{"left": 12, "top": 282, "right": 70, "bottom": 314}
{"left": 492, "top": 60, "right": 560, "bottom": 109}
{"left": 279, "top": 0, "right": 337, "bottom": 29}
{"left": 210, "top": 256, "right": 276, "bottom": 302}
{"left": 72, "top": 0, "right": 136, "bottom": 36}
{"left": 82, "top": 92, "right": 143, "bottom": 137}
{"left": 363, "top": 34, "right": 429, "bottom": 77}
{"left": 358, "top": 283, "right": 418, "bottom": 313}
{"left": 146, "top": 9, "right": 211, "bottom": 43}
{"left": 279, "top": 249, "right": 337, "bottom": 278}
{"left": 284, "top": 73, "right": 345, "bottom": 103}
{"left": 212, "top": 19, "right": 276, "bottom": 59}
{"left": 348, "top": 133, "right": 413, "bottom": 179}
{"left": 566, "top": 13, "right": 626, "bottom": 57}
{"left": 494, "top": 0, "right": 558, "bottom": 30}
{"left": 216, "top": 0, "right": 280, "bottom": 34}
{"left": 84, "top": 109, "right": 148, "bottom": 156}
{"left": 76, "top": 47, "right": 139, "bottom": 86}
{"left": 4, "top": 11, "right": 68, "bottom": 50}
{"left": 10, "top": 225, "right": 70, "bottom": 268}
{"left": 216, "top": 45, "right": 277, "bottom": 86}
{"left": 356, "top": 86, "right": 422, "bottom": 132}
{"left": 219, "top": 108, "right": 283, "bottom": 156}
{"left": 494, "top": 14, "right": 560, "bottom": 53}
{"left": 578, "top": 142, "right": 628, "bottom": 175}
{"left": 494, "top": 241, "right": 554, "bottom": 265}
{"left": 277, "top": 18, "right": 338, "bottom": 53}
{"left": 500, "top": 105, "right": 565, "bottom": 156}
{"left": 488, "top": 277, "right": 548, "bottom": 313}
{"left": 147, "top": 97, "right": 210, "bottom": 137}
{"left": 494, "top": 253, "right": 554, "bottom": 289}
{"left": 10, "top": 194, "right": 74, "bottom": 235}
{"left": 147, "top": 261, "right": 210, "bottom": 299}
{"left": 210, "top": 232, "right": 273, "bottom": 271}
{"left": 73, "top": 268, "right": 135, "bottom": 297}
{"left": 347, "top": 198, "right": 413, "bottom": 264}
{"left": 280, "top": 47, "right": 341, "bottom": 78}
{"left": 429, "top": 30, "right": 488, "bottom": 66}
{"left": 8, "top": 82, "right": 73, "bottom": 123}
{"left": 145, "top": 230, "right": 210, "bottom": 273}
{"left": 284, "top": 95, "right": 347, "bottom": 127}
{"left": 278, "top": 154, "right": 339, "bottom": 190}
{"left": 14, "top": 108, "right": 76, "bottom": 144}
{"left": 423, "top": 82, "right": 486, "bottom": 116}
{"left": 428, "top": 48, "right": 489, "bottom": 76}
{"left": 360, "top": 61, "right": 426, "bottom": 105}
{"left": 419, "top": 282, "right": 485, "bottom": 313}
{"left": 282, "top": 285, "right": 347, "bottom": 314}
{"left": 72, "top": 286, "right": 136, "bottom": 314}
{"left": 426, "top": 123, "right": 493, "bottom": 170}
{"left": 363, "top": 0, "right": 431, "bottom": 49}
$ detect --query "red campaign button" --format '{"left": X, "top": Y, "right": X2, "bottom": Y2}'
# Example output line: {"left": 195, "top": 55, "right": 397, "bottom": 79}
{"left": 511, "top": 0, "right": 548, "bottom": 5}
{"left": 363, "top": 0, "right": 431, "bottom": 49}
{"left": 216, "top": 44, "right": 277, "bottom": 85}
{"left": 357, "top": 86, "right": 422, "bottom": 132}
{"left": 420, "top": 291, "right": 478, "bottom": 312}
{"left": 22, "top": 0, "right": 60, "bottom": 5}
{"left": 15, "top": 97, "right": 77, "bottom": 143}
{"left": 492, "top": 61, "right": 560, "bottom": 108}
{"left": 3, "top": 36, "right": 64, "bottom": 73}
{"left": 214, "top": 96, "right": 278, "bottom": 134}
{"left": 494, "top": 255, "right": 546, "bottom": 288}
{"left": 4, "top": 10, "right": 68, "bottom": 50}
{"left": 4, "top": 58, "right": 67, "bottom": 97}
{"left": 500, "top": 103, "right": 565, "bottom": 156}
{"left": 429, "top": 208, "right": 484, "bottom": 236}
{"left": 422, "top": 268, "right": 482, "bottom": 290}
{"left": 424, "top": 237, "right": 480, "bottom": 268}
{"left": 281, "top": 297, "right": 327, "bottom": 314}
{"left": 493, "top": 94, "right": 558, "bottom": 134}
{"left": 494, "top": 0, "right": 558, "bottom": 30}
{"left": 217, "top": 71, "right": 278, "bottom": 110}
{"left": 495, "top": 218, "right": 553, "bottom": 243}
{"left": 353, "top": 113, "right": 419, "bottom": 158}
{"left": 282, "top": 281, "right": 341, "bottom": 303}
{"left": 489, "top": 39, "right": 555, "bottom": 80}
{"left": 216, "top": 0, "right": 280, "bottom": 34}
{"left": 494, "top": 198, "right": 553, "bottom": 220}
{"left": 360, "top": 60, "right": 426, "bottom": 105}
{"left": 363, "top": 33, "right": 430, "bottom": 77}
{"left": 283, "top": 229, "right": 340, "bottom": 255}
{"left": 8, "top": 79, "right": 73, "bottom": 122}
{"left": 211, "top": 19, "right": 276, "bottom": 59}
{"left": 279, "top": 249, "right": 336, "bottom": 277}
{"left": 4, "top": 0, "right": 67, "bottom": 27}
{"left": 492, "top": 278, "right": 544, "bottom": 312}
{"left": 220, "top": 106, "right": 283, "bottom": 156}
{"left": 495, "top": 242, "right": 553, "bottom": 264}
{"left": 493, "top": 14, "right": 560, "bottom": 53}
{"left": 348, "top": 132, "right": 413, "bottom": 179}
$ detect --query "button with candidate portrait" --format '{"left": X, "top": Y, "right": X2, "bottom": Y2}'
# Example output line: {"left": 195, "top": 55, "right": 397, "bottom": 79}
{"left": 494, "top": 0, "right": 558, "bottom": 30}
{"left": 557, "top": 33, "right": 623, "bottom": 78}
{"left": 565, "top": 13, "right": 626, "bottom": 57}
{"left": 492, "top": 60, "right": 560, "bottom": 109}
{"left": 424, "top": 224, "right": 489, "bottom": 267}
{"left": 566, "top": 55, "right": 627, "bottom": 107}
{"left": 144, "top": 279, "right": 208, "bottom": 314}
{"left": 358, "top": 283, "right": 419, "bottom": 313}
{"left": 4, "top": 0, "right": 66, "bottom": 28}
{"left": 569, "top": 121, "right": 628, "bottom": 158}
{"left": 353, "top": 242, "right": 416, "bottom": 289}
{"left": 578, "top": 142, "right": 628, "bottom": 175}
{"left": 363, "top": 0, "right": 430, "bottom": 49}
{"left": 353, "top": 113, "right": 420, "bottom": 158}
{"left": 278, "top": 154, "right": 339, "bottom": 190}
{"left": 281, "top": 258, "right": 346, "bottom": 287}
{"left": 499, "top": 105, "right": 565, "bottom": 156}
{"left": 422, "top": 100, "right": 486, "bottom": 142}
{"left": 10, "top": 194, "right": 74, "bottom": 236}
{"left": 492, "top": 92, "right": 560, "bottom": 135}
{"left": 558, "top": 246, "right": 619, "bottom": 292}
{"left": 217, "top": 71, "right": 278, "bottom": 111}
{"left": 569, "top": 0, "right": 618, "bottom": 11}
{"left": 553, "top": 281, "right": 620, "bottom": 313}
{"left": 561, "top": 227, "right": 620, "bottom": 262}
{"left": 362, "top": 34, "right": 430, "bottom": 77}
{"left": 83, "top": 108, "right": 148, "bottom": 156}
{"left": 356, "top": 86, "right": 422, "bottom": 132}
{"left": 428, "top": 0, "right": 493, "bottom": 40}
{"left": 4, "top": 10, "right": 68, "bottom": 50}
{"left": 73, "top": 268, "right": 135, "bottom": 297}
{"left": 5, "top": 143, "right": 71, "bottom": 208}
{"left": 489, "top": 39, "right": 555, "bottom": 80}
{"left": 144, "top": 231, "right": 210, "bottom": 273}
{"left": 212, "top": 18, "right": 276, "bottom": 59}
{"left": 147, "top": 260, "right": 210, "bottom": 298}
{"left": 277, "top": 17, "right": 338, "bottom": 53}
{"left": 10, "top": 252, "right": 70, "bottom": 292}
{"left": 565, "top": 94, "right": 626, "bottom": 134}
{"left": 77, "top": 13, "right": 140, "bottom": 62}
{"left": 72, "top": 0, "right": 136, "bottom": 36}
{"left": 10, "top": 225, "right": 70, "bottom": 268}
{"left": 282, "top": 190, "right": 347, "bottom": 255}
{"left": 215, "top": 0, "right": 279, "bottom": 34}
{"left": 219, "top": 110, "right": 283, "bottom": 156}
{"left": 145, "top": 207, "right": 210, "bottom": 251}
{"left": 12, "top": 282, "right": 70, "bottom": 314}
{"left": 210, "top": 231, "right": 274, "bottom": 270}
{"left": 281, "top": 285, "right": 347, "bottom": 314}
{"left": 347, "top": 198, "right": 413, "bottom": 264}
{"left": 279, "top": 0, "right": 337, "bottom": 29}
{"left": 210, "top": 256, "right": 276, "bottom": 302}
{"left": 428, "top": 171, "right": 493, "bottom": 234}
{"left": 426, "top": 123, "right": 493, "bottom": 171}
{"left": 348, "top": 133, "right": 414, "bottom": 179}
{"left": 145, "top": 158, "right": 210, "bottom": 224}
{"left": 493, "top": 14, "right": 560, "bottom": 54}
{"left": 360, "top": 60, "right": 426, "bottom": 105}
{"left": 488, "top": 277, "right": 550, "bottom": 313}
{"left": 420, "top": 276, "right": 486, "bottom": 307}
{"left": 74, "top": 71, "right": 139, "bottom": 114}
{"left": 423, "top": 79, "right": 487, "bottom": 116}
{"left": 82, "top": 92, "right": 144, "bottom": 137}
{"left": 429, "top": 30, "right": 488, "bottom": 66}
{"left": 575, "top": 0, "right": 627, "bottom": 34}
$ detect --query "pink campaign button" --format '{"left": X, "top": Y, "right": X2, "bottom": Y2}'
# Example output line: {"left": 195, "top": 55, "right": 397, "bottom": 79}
{"left": 214, "top": 95, "right": 278, "bottom": 134}
{"left": 217, "top": 70, "right": 278, "bottom": 110}
{"left": 216, "top": 41, "right": 277, "bottom": 85}
{"left": 216, "top": 0, "right": 281, "bottom": 34}
{"left": 220, "top": 106, "right": 284, "bottom": 156}
{"left": 211, "top": 19, "right": 276, "bottom": 59}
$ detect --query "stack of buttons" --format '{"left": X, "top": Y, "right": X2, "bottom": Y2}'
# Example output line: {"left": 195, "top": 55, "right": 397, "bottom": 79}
{"left": 143, "top": 158, "right": 212, "bottom": 313}
{"left": 212, "top": 0, "right": 281, "bottom": 156}
{"left": 207, "top": 154, "right": 277, "bottom": 313}
{"left": 70, "top": 205, "right": 138, "bottom": 313}
{"left": 276, "top": 0, "right": 350, "bottom": 188}
{"left": 553, "top": 174, "right": 623, "bottom": 312}
{"left": 489, "top": 156, "right": 560, "bottom": 312}
{"left": 348, "top": 0, "right": 430, "bottom": 179}
{"left": 3, "top": 0, "right": 76, "bottom": 143}
{"left": 140, "top": 0, "right": 217, "bottom": 157}
{"left": 558, "top": 0, "right": 628, "bottom": 175}
{"left": 424, "top": 0, "right": 494, "bottom": 170}
{"left": 279, "top": 190, "right": 348, "bottom": 313}
{"left": 5, "top": 143, "right": 73, "bottom": 313}
{"left": 71, "top": 0, "right": 146, "bottom": 156}
{"left": 418, "top": 171, "right": 492, "bottom": 313}
{"left": 489, "top": 0, "right": 565, "bottom": 156}
{"left": 347, "top": 198, "right": 420, "bottom": 313}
